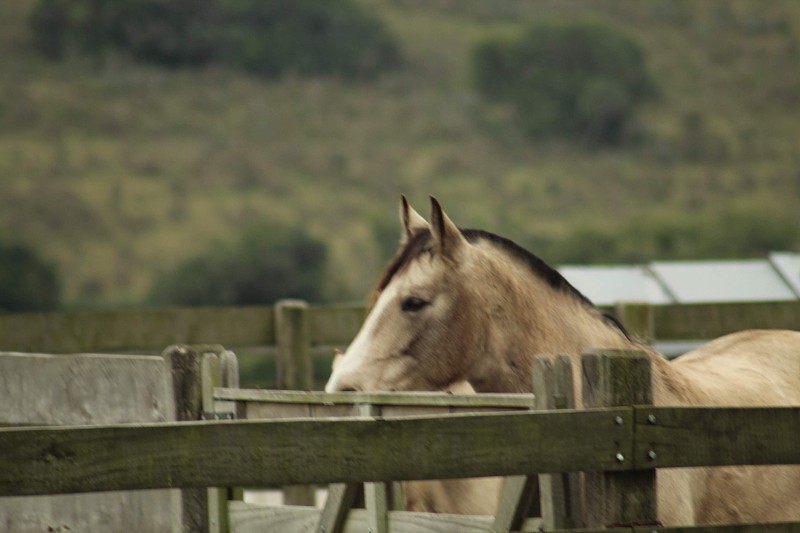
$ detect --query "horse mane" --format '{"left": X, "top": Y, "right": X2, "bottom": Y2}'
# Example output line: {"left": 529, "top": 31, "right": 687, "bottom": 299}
{"left": 370, "top": 228, "right": 631, "bottom": 340}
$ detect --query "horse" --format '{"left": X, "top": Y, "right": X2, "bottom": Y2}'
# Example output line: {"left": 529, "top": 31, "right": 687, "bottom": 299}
{"left": 326, "top": 196, "right": 800, "bottom": 526}
{"left": 331, "top": 350, "right": 503, "bottom": 515}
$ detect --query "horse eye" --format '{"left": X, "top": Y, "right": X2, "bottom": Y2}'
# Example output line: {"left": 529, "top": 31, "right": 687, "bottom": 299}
{"left": 401, "top": 296, "right": 430, "bottom": 313}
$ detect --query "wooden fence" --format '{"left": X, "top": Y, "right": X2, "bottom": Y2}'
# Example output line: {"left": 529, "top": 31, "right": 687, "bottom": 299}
{"left": 2, "top": 298, "right": 799, "bottom": 378}
{"left": 2, "top": 349, "right": 800, "bottom": 533}
{"left": 2, "top": 300, "right": 800, "bottom": 532}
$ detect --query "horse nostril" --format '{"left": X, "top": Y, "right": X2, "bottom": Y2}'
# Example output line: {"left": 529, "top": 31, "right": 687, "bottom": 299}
{"left": 340, "top": 387, "right": 358, "bottom": 392}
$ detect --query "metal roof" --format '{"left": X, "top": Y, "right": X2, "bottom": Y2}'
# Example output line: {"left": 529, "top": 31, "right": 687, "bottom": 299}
{"left": 558, "top": 252, "right": 800, "bottom": 305}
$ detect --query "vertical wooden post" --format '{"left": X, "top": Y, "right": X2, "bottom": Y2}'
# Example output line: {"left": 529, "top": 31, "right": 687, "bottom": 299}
{"left": 582, "top": 348, "right": 656, "bottom": 528}
{"left": 275, "top": 300, "right": 315, "bottom": 506}
{"left": 553, "top": 354, "right": 583, "bottom": 528}
{"left": 201, "top": 352, "right": 224, "bottom": 533}
{"left": 359, "top": 403, "right": 389, "bottom": 533}
{"left": 275, "top": 299, "right": 313, "bottom": 391}
{"left": 494, "top": 354, "right": 570, "bottom": 533}
{"left": 615, "top": 302, "right": 655, "bottom": 345}
{"left": 167, "top": 344, "right": 209, "bottom": 533}
{"left": 531, "top": 355, "right": 583, "bottom": 530}
{"left": 217, "top": 350, "right": 242, "bottom": 533}
{"left": 534, "top": 356, "right": 561, "bottom": 530}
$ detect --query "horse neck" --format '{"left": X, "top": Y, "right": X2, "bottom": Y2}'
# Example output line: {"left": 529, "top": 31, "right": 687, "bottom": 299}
{"left": 468, "top": 257, "right": 640, "bottom": 395}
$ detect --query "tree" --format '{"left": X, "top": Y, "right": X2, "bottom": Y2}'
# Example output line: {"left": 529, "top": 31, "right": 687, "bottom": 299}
{"left": 150, "top": 223, "right": 328, "bottom": 306}
{"left": 29, "top": 0, "right": 400, "bottom": 79}
{"left": 0, "top": 242, "right": 61, "bottom": 312}
{"left": 472, "top": 21, "right": 656, "bottom": 146}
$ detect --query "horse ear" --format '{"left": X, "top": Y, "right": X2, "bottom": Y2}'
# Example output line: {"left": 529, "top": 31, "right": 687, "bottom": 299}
{"left": 400, "top": 195, "right": 429, "bottom": 244}
{"left": 429, "top": 196, "right": 466, "bottom": 260}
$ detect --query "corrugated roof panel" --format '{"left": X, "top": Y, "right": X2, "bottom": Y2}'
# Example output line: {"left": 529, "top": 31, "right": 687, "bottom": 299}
{"left": 558, "top": 265, "right": 672, "bottom": 306}
{"left": 770, "top": 252, "right": 800, "bottom": 297}
{"left": 649, "top": 260, "right": 798, "bottom": 303}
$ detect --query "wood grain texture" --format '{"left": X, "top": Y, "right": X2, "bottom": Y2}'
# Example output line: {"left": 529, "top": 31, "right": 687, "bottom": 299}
{"left": 0, "top": 307, "right": 275, "bottom": 353}
{"left": 634, "top": 406, "right": 800, "bottom": 469}
{"left": 582, "top": 349, "right": 656, "bottom": 529}
{"left": 228, "top": 502, "right": 544, "bottom": 533}
{"left": 214, "top": 388, "right": 536, "bottom": 408}
{"left": 651, "top": 301, "right": 800, "bottom": 340}
{"left": 0, "top": 409, "right": 629, "bottom": 496}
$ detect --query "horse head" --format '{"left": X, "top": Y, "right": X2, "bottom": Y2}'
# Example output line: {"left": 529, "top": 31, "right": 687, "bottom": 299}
{"left": 326, "top": 197, "right": 486, "bottom": 392}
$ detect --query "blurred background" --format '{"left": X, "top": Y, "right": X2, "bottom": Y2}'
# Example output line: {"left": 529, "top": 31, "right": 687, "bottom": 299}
{"left": 1, "top": 0, "right": 799, "bottom": 314}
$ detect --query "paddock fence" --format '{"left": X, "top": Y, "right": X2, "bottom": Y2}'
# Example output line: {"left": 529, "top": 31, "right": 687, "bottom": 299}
{"left": 1, "top": 300, "right": 800, "bottom": 532}
{"left": 2, "top": 349, "right": 800, "bottom": 533}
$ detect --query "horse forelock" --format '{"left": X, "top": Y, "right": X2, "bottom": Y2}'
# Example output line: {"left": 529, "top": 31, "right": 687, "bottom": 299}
{"left": 368, "top": 227, "right": 604, "bottom": 318}
{"left": 369, "top": 229, "right": 434, "bottom": 308}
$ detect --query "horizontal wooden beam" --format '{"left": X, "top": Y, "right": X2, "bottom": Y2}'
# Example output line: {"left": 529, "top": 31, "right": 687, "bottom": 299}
{"left": 307, "top": 304, "right": 366, "bottom": 346}
{"left": 0, "top": 306, "right": 275, "bottom": 353}
{"left": 2, "top": 405, "right": 800, "bottom": 499}
{"left": 1, "top": 300, "right": 798, "bottom": 353}
{"left": 227, "top": 502, "right": 546, "bottom": 533}
{"left": 634, "top": 406, "right": 800, "bottom": 469}
{"left": 630, "top": 522, "right": 800, "bottom": 533}
{"left": 0, "top": 408, "right": 629, "bottom": 497}
{"left": 229, "top": 503, "right": 800, "bottom": 533}
{"left": 651, "top": 301, "right": 800, "bottom": 340}
{"left": 213, "top": 388, "right": 537, "bottom": 409}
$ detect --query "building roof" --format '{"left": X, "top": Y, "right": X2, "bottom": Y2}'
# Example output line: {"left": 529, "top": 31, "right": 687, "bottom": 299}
{"left": 558, "top": 252, "right": 800, "bottom": 306}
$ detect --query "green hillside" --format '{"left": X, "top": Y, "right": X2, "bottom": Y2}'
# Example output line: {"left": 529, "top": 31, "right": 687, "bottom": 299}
{"left": 2, "top": 0, "right": 799, "bottom": 309}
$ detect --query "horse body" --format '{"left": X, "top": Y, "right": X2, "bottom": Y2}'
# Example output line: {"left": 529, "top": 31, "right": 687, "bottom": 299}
{"left": 331, "top": 352, "right": 503, "bottom": 515}
{"left": 401, "top": 377, "right": 503, "bottom": 516}
{"left": 326, "top": 197, "right": 800, "bottom": 525}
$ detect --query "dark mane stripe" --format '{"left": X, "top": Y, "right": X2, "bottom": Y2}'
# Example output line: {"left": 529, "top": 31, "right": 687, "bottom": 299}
{"left": 370, "top": 227, "right": 631, "bottom": 339}
{"left": 372, "top": 228, "right": 593, "bottom": 307}
{"left": 460, "top": 228, "right": 597, "bottom": 309}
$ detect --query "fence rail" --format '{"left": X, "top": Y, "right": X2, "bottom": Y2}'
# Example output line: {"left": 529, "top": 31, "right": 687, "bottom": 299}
{"left": 2, "top": 405, "right": 799, "bottom": 498}
{"left": 2, "top": 300, "right": 799, "bottom": 354}
{"left": 2, "top": 302, "right": 800, "bottom": 532}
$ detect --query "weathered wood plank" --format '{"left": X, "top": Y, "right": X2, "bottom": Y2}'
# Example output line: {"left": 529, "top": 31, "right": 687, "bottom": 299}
{"left": 230, "top": 506, "right": 800, "bottom": 533}
{"left": 168, "top": 345, "right": 211, "bottom": 533}
{"left": 634, "top": 406, "right": 800, "bottom": 469}
{"left": 275, "top": 300, "right": 316, "bottom": 506}
{"left": 2, "top": 301, "right": 797, "bottom": 355}
{"left": 493, "top": 475, "right": 539, "bottom": 533}
{"left": 583, "top": 349, "right": 656, "bottom": 529}
{"left": 615, "top": 302, "right": 655, "bottom": 344}
{"left": 308, "top": 305, "right": 366, "bottom": 346}
{"left": 0, "top": 352, "right": 182, "bottom": 533}
{"left": 631, "top": 523, "right": 800, "bottom": 533}
{"left": 0, "top": 306, "right": 275, "bottom": 353}
{"left": 0, "top": 409, "right": 629, "bottom": 496}
{"left": 228, "top": 502, "right": 544, "bottom": 533}
{"left": 316, "top": 483, "right": 360, "bottom": 533}
{"left": 554, "top": 354, "right": 584, "bottom": 528}
{"left": 214, "top": 388, "right": 536, "bottom": 409}
{"left": 651, "top": 301, "right": 800, "bottom": 340}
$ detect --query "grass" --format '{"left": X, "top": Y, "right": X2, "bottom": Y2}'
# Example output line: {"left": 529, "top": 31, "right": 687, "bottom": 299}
{"left": 1, "top": 0, "right": 799, "bottom": 309}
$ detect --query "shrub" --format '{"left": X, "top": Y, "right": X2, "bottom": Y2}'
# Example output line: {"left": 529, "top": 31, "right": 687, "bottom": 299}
{"left": 29, "top": 0, "right": 400, "bottom": 78}
{"left": 550, "top": 207, "right": 799, "bottom": 265}
{"left": 472, "top": 21, "right": 656, "bottom": 145}
{"left": 150, "top": 223, "right": 328, "bottom": 307}
{"left": 217, "top": 0, "right": 400, "bottom": 78}
{"left": 0, "top": 242, "right": 61, "bottom": 312}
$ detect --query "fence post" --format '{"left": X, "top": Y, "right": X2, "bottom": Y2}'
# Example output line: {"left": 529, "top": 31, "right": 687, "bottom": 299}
{"left": 615, "top": 302, "right": 655, "bottom": 345}
{"left": 493, "top": 353, "right": 583, "bottom": 532}
{"left": 582, "top": 348, "right": 656, "bottom": 528}
{"left": 555, "top": 355, "right": 584, "bottom": 527}
{"left": 275, "top": 300, "right": 315, "bottom": 506}
{"left": 167, "top": 344, "right": 211, "bottom": 533}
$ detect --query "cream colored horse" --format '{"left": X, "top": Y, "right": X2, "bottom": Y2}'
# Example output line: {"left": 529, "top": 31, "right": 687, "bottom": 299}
{"left": 331, "top": 351, "right": 502, "bottom": 515}
{"left": 326, "top": 196, "right": 800, "bottom": 526}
